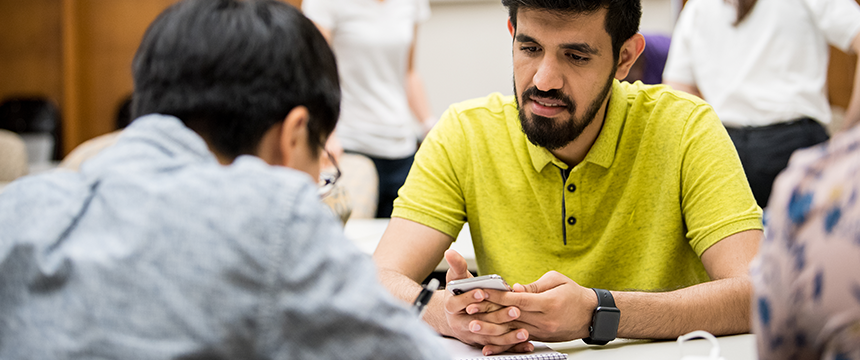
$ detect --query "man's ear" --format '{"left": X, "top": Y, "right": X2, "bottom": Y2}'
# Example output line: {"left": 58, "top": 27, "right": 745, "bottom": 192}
{"left": 278, "top": 106, "right": 310, "bottom": 167}
{"left": 507, "top": 18, "right": 515, "bottom": 38}
{"left": 614, "top": 33, "right": 646, "bottom": 80}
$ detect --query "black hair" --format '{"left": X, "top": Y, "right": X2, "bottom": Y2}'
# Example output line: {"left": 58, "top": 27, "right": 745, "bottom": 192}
{"left": 132, "top": 0, "right": 340, "bottom": 159}
{"left": 501, "top": 0, "right": 641, "bottom": 60}
{"left": 733, "top": 0, "right": 758, "bottom": 25}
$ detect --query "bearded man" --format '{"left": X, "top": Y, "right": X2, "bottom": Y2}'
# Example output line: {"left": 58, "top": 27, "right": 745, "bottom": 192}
{"left": 373, "top": 0, "right": 763, "bottom": 356}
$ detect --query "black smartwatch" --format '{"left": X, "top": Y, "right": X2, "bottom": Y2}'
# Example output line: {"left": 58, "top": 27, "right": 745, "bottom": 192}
{"left": 582, "top": 288, "right": 620, "bottom": 345}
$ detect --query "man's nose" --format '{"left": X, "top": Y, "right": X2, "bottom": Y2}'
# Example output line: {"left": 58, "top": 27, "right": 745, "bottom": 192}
{"left": 533, "top": 55, "right": 563, "bottom": 92}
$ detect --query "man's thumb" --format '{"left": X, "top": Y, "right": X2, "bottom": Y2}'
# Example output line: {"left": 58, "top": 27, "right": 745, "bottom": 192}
{"left": 444, "top": 249, "right": 472, "bottom": 283}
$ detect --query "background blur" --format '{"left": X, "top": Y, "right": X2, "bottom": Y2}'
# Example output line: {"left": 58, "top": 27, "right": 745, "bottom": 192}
{"left": 0, "top": 0, "right": 855, "bottom": 157}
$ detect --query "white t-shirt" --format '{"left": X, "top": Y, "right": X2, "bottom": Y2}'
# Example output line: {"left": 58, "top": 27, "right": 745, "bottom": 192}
{"left": 663, "top": 0, "right": 860, "bottom": 127}
{"left": 303, "top": 0, "right": 431, "bottom": 158}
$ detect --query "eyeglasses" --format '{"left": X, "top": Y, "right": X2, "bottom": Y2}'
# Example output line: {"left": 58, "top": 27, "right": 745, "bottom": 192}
{"left": 318, "top": 149, "right": 342, "bottom": 198}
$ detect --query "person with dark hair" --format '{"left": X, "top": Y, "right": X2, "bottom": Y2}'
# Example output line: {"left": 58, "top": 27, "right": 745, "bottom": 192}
{"left": 0, "top": 1, "right": 446, "bottom": 359}
{"left": 373, "top": 0, "right": 762, "bottom": 355}
{"left": 663, "top": 0, "right": 860, "bottom": 208}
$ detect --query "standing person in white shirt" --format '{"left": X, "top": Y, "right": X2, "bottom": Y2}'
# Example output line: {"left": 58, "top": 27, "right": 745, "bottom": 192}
{"left": 302, "top": 0, "right": 436, "bottom": 218}
{"left": 663, "top": 0, "right": 860, "bottom": 208}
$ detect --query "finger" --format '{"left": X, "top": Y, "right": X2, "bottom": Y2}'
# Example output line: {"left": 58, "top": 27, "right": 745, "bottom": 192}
{"left": 445, "top": 249, "right": 472, "bottom": 283}
{"left": 444, "top": 289, "right": 488, "bottom": 314}
{"left": 483, "top": 341, "right": 534, "bottom": 356}
{"left": 469, "top": 320, "right": 529, "bottom": 341}
{"left": 487, "top": 272, "right": 571, "bottom": 310}
{"left": 508, "top": 341, "right": 536, "bottom": 353}
{"left": 464, "top": 301, "right": 505, "bottom": 315}
{"left": 469, "top": 306, "right": 521, "bottom": 324}
{"left": 489, "top": 290, "right": 545, "bottom": 312}
{"left": 520, "top": 271, "right": 568, "bottom": 294}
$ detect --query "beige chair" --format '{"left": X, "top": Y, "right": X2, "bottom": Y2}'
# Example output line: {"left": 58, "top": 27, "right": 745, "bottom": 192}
{"left": 320, "top": 153, "right": 379, "bottom": 224}
{"left": 338, "top": 153, "right": 378, "bottom": 220}
{"left": 58, "top": 131, "right": 122, "bottom": 171}
{"left": 0, "top": 129, "right": 29, "bottom": 190}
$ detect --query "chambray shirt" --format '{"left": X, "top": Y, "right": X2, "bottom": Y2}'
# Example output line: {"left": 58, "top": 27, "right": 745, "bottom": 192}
{"left": 0, "top": 115, "right": 447, "bottom": 360}
{"left": 751, "top": 124, "right": 860, "bottom": 359}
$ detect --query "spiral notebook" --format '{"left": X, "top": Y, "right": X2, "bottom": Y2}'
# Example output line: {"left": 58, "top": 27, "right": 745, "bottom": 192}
{"left": 441, "top": 337, "right": 568, "bottom": 360}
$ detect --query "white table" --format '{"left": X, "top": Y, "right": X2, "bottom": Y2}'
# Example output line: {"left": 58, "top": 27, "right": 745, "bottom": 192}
{"left": 547, "top": 334, "right": 756, "bottom": 359}
{"left": 343, "top": 218, "right": 477, "bottom": 272}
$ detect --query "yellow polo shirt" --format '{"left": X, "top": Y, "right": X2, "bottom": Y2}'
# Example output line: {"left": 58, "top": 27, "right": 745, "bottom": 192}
{"left": 393, "top": 80, "right": 762, "bottom": 291}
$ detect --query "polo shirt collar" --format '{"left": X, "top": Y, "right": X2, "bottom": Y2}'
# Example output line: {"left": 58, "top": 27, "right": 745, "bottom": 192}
{"left": 526, "top": 79, "right": 628, "bottom": 173}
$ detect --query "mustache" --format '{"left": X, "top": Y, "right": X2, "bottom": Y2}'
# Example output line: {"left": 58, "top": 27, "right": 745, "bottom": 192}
{"left": 521, "top": 87, "right": 575, "bottom": 114}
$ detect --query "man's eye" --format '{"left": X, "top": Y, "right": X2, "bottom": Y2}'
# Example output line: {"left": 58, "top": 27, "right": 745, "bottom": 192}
{"left": 567, "top": 53, "right": 588, "bottom": 62}
{"left": 520, "top": 46, "right": 540, "bottom": 54}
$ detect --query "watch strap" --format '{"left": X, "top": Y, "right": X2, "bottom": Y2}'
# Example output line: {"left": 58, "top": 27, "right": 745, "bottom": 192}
{"left": 592, "top": 288, "right": 615, "bottom": 307}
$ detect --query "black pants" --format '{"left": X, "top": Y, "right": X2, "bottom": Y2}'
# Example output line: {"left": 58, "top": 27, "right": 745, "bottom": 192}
{"left": 363, "top": 153, "right": 415, "bottom": 218}
{"left": 726, "top": 118, "right": 829, "bottom": 208}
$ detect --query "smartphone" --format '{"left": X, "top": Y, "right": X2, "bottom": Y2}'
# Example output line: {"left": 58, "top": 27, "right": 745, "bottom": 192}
{"left": 447, "top": 274, "right": 512, "bottom": 295}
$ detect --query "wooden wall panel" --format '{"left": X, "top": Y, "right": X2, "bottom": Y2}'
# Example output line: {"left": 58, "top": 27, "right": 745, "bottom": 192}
{"left": 827, "top": 0, "right": 860, "bottom": 110}
{"left": 5, "top": 0, "right": 302, "bottom": 155}
{"left": 64, "top": 0, "right": 299, "bottom": 154}
{"left": 0, "top": 0, "right": 63, "bottom": 107}
{"left": 828, "top": 48, "right": 857, "bottom": 109}
{"left": 63, "top": 0, "right": 178, "bottom": 154}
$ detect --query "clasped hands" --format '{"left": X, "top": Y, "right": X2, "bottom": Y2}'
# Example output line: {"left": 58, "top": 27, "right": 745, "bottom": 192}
{"left": 442, "top": 250, "right": 598, "bottom": 356}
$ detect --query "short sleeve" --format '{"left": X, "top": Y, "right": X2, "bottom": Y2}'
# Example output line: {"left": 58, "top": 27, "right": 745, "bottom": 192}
{"left": 679, "top": 104, "right": 763, "bottom": 255}
{"left": 416, "top": 0, "right": 431, "bottom": 23}
{"left": 802, "top": 0, "right": 860, "bottom": 52}
{"left": 662, "top": 2, "right": 697, "bottom": 85}
{"left": 301, "top": 0, "right": 336, "bottom": 30}
{"left": 392, "top": 106, "right": 468, "bottom": 239}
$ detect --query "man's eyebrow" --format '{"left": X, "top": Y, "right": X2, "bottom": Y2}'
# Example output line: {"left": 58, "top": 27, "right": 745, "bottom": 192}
{"left": 515, "top": 34, "right": 539, "bottom": 45}
{"left": 515, "top": 33, "right": 600, "bottom": 56}
{"left": 561, "top": 42, "right": 600, "bottom": 56}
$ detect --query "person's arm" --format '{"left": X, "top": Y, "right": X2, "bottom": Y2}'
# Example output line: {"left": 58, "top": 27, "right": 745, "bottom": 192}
{"left": 373, "top": 218, "right": 455, "bottom": 334}
{"left": 665, "top": 81, "right": 703, "bottom": 99}
{"left": 840, "top": 32, "right": 860, "bottom": 131}
{"left": 614, "top": 229, "right": 760, "bottom": 337}
{"left": 406, "top": 26, "right": 435, "bottom": 135}
{"left": 461, "top": 229, "right": 760, "bottom": 354}
{"left": 374, "top": 218, "right": 533, "bottom": 355}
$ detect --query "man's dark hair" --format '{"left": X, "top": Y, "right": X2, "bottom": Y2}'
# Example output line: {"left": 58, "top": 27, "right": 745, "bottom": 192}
{"left": 501, "top": 0, "right": 641, "bottom": 60}
{"left": 132, "top": 0, "right": 339, "bottom": 159}
{"left": 733, "top": 0, "right": 758, "bottom": 25}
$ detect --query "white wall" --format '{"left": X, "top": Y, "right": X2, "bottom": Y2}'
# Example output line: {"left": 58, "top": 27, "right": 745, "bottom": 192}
{"left": 415, "top": 0, "right": 676, "bottom": 118}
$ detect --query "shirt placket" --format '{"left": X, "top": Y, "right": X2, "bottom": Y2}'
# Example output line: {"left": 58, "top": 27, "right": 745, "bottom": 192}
{"left": 558, "top": 166, "right": 580, "bottom": 246}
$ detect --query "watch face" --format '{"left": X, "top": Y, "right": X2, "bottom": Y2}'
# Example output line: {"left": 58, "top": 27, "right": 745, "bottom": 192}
{"left": 591, "top": 307, "right": 621, "bottom": 341}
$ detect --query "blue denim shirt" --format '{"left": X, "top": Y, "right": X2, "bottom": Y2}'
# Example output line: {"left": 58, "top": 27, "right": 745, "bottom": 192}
{"left": 0, "top": 115, "right": 447, "bottom": 360}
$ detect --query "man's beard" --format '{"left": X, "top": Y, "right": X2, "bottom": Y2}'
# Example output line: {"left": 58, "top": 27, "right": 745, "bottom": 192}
{"left": 516, "top": 71, "right": 615, "bottom": 151}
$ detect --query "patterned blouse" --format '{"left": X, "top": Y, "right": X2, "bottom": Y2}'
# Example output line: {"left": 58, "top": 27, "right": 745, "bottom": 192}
{"left": 751, "top": 125, "right": 860, "bottom": 359}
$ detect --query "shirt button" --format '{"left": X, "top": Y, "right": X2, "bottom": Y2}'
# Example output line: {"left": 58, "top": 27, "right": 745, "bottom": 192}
{"left": 567, "top": 184, "right": 576, "bottom": 192}
{"left": 567, "top": 217, "right": 577, "bottom": 225}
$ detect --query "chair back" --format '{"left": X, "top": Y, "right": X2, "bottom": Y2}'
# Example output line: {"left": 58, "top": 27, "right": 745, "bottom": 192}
{"left": 0, "top": 129, "right": 29, "bottom": 184}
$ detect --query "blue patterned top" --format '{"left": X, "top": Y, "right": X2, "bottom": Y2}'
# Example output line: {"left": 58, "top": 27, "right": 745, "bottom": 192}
{"left": 751, "top": 124, "right": 860, "bottom": 359}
